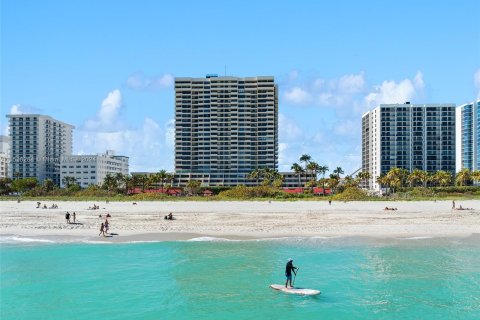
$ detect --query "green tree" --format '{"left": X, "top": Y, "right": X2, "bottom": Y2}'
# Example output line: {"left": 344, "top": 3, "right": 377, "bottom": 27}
{"left": 186, "top": 180, "right": 201, "bottom": 195}
{"left": 455, "top": 168, "right": 472, "bottom": 186}
{"left": 62, "top": 176, "right": 77, "bottom": 189}
{"left": 431, "top": 171, "right": 452, "bottom": 187}
{"left": 42, "top": 178, "right": 55, "bottom": 192}
{"left": 472, "top": 170, "right": 480, "bottom": 185}
{"left": 332, "top": 167, "right": 344, "bottom": 179}
{"left": 102, "top": 173, "right": 117, "bottom": 191}
{"left": 12, "top": 177, "right": 38, "bottom": 194}
{"left": 408, "top": 169, "right": 428, "bottom": 187}
{"left": 290, "top": 163, "right": 304, "bottom": 187}
{"left": 356, "top": 171, "right": 371, "bottom": 188}
{"left": 158, "top": 170, "right": 167, "bottom": 189}
{"left": 0, "top": 178, "right": 13, "bottom": 195}
{"left": 299, "top": 154, "right": 312, "bottom": 185}
{"left": 386, "top": 167, "right": 409, "bottom": 193}
{"left": 248, "top": 168, "right": 262, "bottom": 186}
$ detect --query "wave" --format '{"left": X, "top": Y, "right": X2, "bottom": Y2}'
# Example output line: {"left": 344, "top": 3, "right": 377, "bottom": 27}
{"left": 399, "top": 236, "right": 434, "bottom": 240}
{"left": 187, "top": 236, "right": 237, "bottom": 242}
{"left": 0, "top": 235, "right": 57, "bottom": 244}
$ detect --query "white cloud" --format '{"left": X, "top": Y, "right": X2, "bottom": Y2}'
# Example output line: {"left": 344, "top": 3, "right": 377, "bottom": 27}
{"left": 165, "top": 119, "right": 175, "bottom": 148}
{"left": 364, "top": 72, "right": 424, "bottom": 108}
{"left": 284, "top": 87, "right": 312, "bottom": 104}
{"left": 77, "top": 91, "right": 173, "bottom": 172}
{"left": 282, "top": 72, "right": 365, "bottom": 107}
{"left": 8, "top": 104, "right": 42, "bottom": 115}
{"left": 85, "top": 89, "right": 123, "bottom": 130}
{"left": 279, "top": 113, "right": 302, "bottom": 140}
{"left": 474, "top": 69, "right": 480, "bottom": 99}
{"left": 126, "top": 72, "right": 174, "bottom": 91}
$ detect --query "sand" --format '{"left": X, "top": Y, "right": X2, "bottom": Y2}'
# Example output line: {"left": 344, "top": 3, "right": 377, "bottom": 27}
{"left": 1, "top": 200, "right": 479, "bottom": 242}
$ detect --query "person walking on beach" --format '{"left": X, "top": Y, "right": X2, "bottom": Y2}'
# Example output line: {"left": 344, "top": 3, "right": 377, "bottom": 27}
{"left": 452, "top": 200, "right": 455, "bottom": 210}
{"left": 99, "top": 222, "right": 105, "bottom": 237}
{"left": 73, "top": 212, "right": 76, "bottom": 223}
{"left": 285, "top": 258, "right": 298, "bottom": 288}
{"left": 104, "top": 219, "right": 109, "bottom": 235}
{"left": 65, "top": 212, "right": 71, "bottom": 224}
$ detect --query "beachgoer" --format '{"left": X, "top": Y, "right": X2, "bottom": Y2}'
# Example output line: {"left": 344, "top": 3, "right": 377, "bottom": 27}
{"left": 285, "top": 258, "right": 297, "bottom": 288}
{"left": 43, "top": 204, "right": 47, "bottom": 209}
{"left": 452, "top": 200, "right": 455, "bottom": 210}
{"left": 104, "top": 219, "right": 109, "bottom": 234}
{"left": 73, "top": 212, "right": 76, "bottom": 223}
{"left": 65, "top": 212, "right": 71, "bottom": 224}
{"left": 99, "top": 222, "right": 105, "bottom": 237}
{"left": 328, "top": 200, "right": 332, "bottom": 205}
{"left": 36, "top": 202, "right": 41, "bottom": 208}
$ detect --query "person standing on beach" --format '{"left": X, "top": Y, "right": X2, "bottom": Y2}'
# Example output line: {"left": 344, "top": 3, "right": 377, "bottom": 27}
{"left": 104, "top": 219, "right": 109, "bottom": 235}
{"left": 285, "top": 258, "right": 297, "bottom": 288}
{"left": 99, "top": 222, "right": 105, "bottom": 237}
{"left": 452, "top": 200, "right": 455, "bottom": 210}
{"left": 65, "top": 212, "right": 70, "bottom": 224}
{"left": 73, "top": 212, "right": 76, "bottom": 223}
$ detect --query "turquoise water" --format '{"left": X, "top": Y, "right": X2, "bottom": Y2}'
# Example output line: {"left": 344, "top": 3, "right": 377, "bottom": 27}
{"left": 1, "top": 237, "right": 479, "bottom": 319}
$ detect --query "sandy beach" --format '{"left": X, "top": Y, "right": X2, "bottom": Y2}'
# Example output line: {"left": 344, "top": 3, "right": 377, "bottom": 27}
{"left": 1, "top": 200, "right": 479, "bottom": 242}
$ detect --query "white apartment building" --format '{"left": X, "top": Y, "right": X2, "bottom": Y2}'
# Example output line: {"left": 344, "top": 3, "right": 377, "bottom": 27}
{"left": 362, "top": 103, "right": 456, "bottom": 190}
{"left": 0, "top": 135, "right": 11, "bottom": 178}
{"left": 175, "top": 75, "right": 278, "bottom": 186}
{"left": 7, "top": 114, "right": 74, "bottom": 185}
{"left": 60, "top": 150, "right": 129, "bottom": 188}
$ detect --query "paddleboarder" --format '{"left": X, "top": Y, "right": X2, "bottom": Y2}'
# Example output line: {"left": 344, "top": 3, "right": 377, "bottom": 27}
{"left": 285, "top": 258, "right": 298, "bottom": 288}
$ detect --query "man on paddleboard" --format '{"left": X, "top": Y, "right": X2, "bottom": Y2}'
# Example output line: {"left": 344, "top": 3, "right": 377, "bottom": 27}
{"left": 285, "top": 258, "right": 297, "bottom": 288}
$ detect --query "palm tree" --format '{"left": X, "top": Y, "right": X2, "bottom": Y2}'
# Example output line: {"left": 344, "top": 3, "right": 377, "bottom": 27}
{"left": 455, "top": 168, "right": 472, "bottom": 186}
{"left": 408, "top": 169, "right": 425, "bottom": 187}
{"left": 186, "top": 180, "right": 201, "bottom": 195}
{"left": 376, "top": 174, "right": 390, "bottom": 194}
{"left": 332, "top": 167, "right": 344, "bottom": 179}
{"left": 299, "top": 154, "right": 311, "bottom": 185}
{"left": 102, "top": 173, "right": 117, "bottom": 191}
{"left": 432, "top": 171, "right": 452, "bottom": 187}
{"left": 356, "top": 171, "right": 371, "bottom": 188}
{"left": 291, "top": 163, "right": 304, "bottom": 187}
{"left": 472, "top": 170, "right": 480, "bottom": 186}
{"left": 158, "top": 170, "right": 167, "bottom": 189}
{"left": 317, "top": 165, "right": 329, "bottom": 195}
{"left": 123, "top": 175, "right": 134, "bottom": 194}
{"left": 166, "top": 173, "right": 175, "bottom": 187}
{"left": 114, "top": 173, "right": 125, "bottom": 192}
{"left": 248, "top": 168, "right": 262, "bottom": 186}
{"left": 386, "top": 167, "right": 408, "bottom": 193}
{"left": 62, "top": 176, "right": 77, "bottom": 188}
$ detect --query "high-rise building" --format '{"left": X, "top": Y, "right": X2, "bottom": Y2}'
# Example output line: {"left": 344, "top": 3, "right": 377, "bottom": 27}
{"left": 174, "top": 75, "right": 278, "bottom": 186}
{"left": 60, "top": 150, "right": 129, "bottom": 188}
{"left": 457, "top": 100, "right": 479, "bottom": 172}
{"left": 7, "top": 114, "right": 74, "bottom": 185}
{"left": 362, "top": 103, "right": 456, "bottom": 190}
{"left": 0, "top": 135, "right": 11, "bottom": 178}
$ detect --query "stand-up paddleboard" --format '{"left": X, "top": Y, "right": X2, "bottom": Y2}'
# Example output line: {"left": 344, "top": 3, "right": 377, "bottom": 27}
{"left": 270, "top": 284, "right": 320, "bottom": 296}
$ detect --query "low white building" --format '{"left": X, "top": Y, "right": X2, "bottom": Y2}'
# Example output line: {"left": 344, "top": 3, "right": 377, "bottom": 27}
{"left": 60, "top": 150, "right": 129, "bottom": 188}
{"left": 0, "top": 135, "right": 11, "bottom": 179}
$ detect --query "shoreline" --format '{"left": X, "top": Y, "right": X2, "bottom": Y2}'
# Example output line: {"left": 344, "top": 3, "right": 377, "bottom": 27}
{"left": 1, "top": 200, "right": 479, "bottom": 244}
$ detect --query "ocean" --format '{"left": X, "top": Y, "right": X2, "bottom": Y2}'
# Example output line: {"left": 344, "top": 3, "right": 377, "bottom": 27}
{"left": 1, "top": 236, "right": 479, "bottom": 319}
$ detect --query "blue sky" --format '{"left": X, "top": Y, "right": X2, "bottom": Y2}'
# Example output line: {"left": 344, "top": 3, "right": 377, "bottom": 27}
{"left": 1, "top": 0, "right": 479, "bottom": 173}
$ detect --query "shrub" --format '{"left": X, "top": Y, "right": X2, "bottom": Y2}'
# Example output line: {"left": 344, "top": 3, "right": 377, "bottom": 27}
{"left": 332, "top": 187, "right": 369, "bottom": 201}
{"left": 218, "top": 185, "right": 287, "bottom": 199}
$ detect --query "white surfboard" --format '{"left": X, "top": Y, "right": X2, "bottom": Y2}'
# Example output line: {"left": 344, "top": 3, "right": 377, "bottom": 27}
{"left": 270, "top": 284, "right": 321, "bottom": 296}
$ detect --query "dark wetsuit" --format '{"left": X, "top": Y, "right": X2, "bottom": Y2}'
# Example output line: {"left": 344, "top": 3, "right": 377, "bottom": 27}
{"left": 285, "top": 261, "right": 297, "bottom": 279}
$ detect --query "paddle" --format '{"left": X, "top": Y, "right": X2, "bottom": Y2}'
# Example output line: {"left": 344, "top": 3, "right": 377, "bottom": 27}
{"left": 293, "top": 267, "right": 299, "bottom": 286}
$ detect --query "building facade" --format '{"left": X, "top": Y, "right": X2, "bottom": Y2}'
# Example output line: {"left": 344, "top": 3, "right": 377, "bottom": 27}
{"left": 7, "top": 114, "right": 74, "bottom": 185}
{"left": 175, "top": 75, "right": 278, "bottom": 186}
{"left": 0, "top": 135, "right": 11, "bottom": 178}
{"left": 457, "top": 100, "right": 479, "bottom": 172}
{"left": 60, "top": 151, "right": 129, "bottom": 188}
{"left": 362, "top": 103, "right": 456, "bottom": 190}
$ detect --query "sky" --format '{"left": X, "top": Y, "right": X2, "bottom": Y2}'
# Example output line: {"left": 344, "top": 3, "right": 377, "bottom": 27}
{"left": 1, "top": 0, "right": 479, "bottom": 174}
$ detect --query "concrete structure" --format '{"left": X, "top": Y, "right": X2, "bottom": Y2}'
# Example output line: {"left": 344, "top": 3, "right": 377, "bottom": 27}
{"left": 362, "top": 103, "right": 456, "bottom": 190}
{"left": 7, "top": 114, "right": 74, "bottom": 185}
{"left": 457, "top": 100, "right": 479, "bottom": 172}
{"left": 0, "top": 135, "right": 11, "bottom": 178}
{"left": 175, "top": 75, "right": 278, "bottom": 186}
{"left": 60, "top": 150, "right": 129, "bottom": 188}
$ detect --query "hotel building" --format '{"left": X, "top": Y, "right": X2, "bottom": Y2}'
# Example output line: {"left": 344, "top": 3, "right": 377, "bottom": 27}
{"left": 457, "top": 100, "right": 479, "bottom": 172}
{"left": 174, "top": 75, "right": 278, "bottom": 186}
{"left": 7, "top": 114, "right": 74, "bottom": 185}
{"left": 362, "top": 103, "right": 456, "bottom": 190}
{"left": 60, "top": 150, "right": 129, "bottom": 188}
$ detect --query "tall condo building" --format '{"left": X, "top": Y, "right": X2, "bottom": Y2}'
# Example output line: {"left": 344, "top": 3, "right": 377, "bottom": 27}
{"left": 6, "top": 114, "right": 74, "bottom": 185}
{"left": 362, "top": 103, "right": 456, "bottom": 190}
{"left": 457, "top": 100, "right": 479, "bottom": 171}
{"left": 174, "top": 75, "right": 278, "bottom": 186}
{"left": 60, "top": 150, "right": 129, "bottom": 188}
{"left": 0, "top": 135, "right": 11, "bottom": 178}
